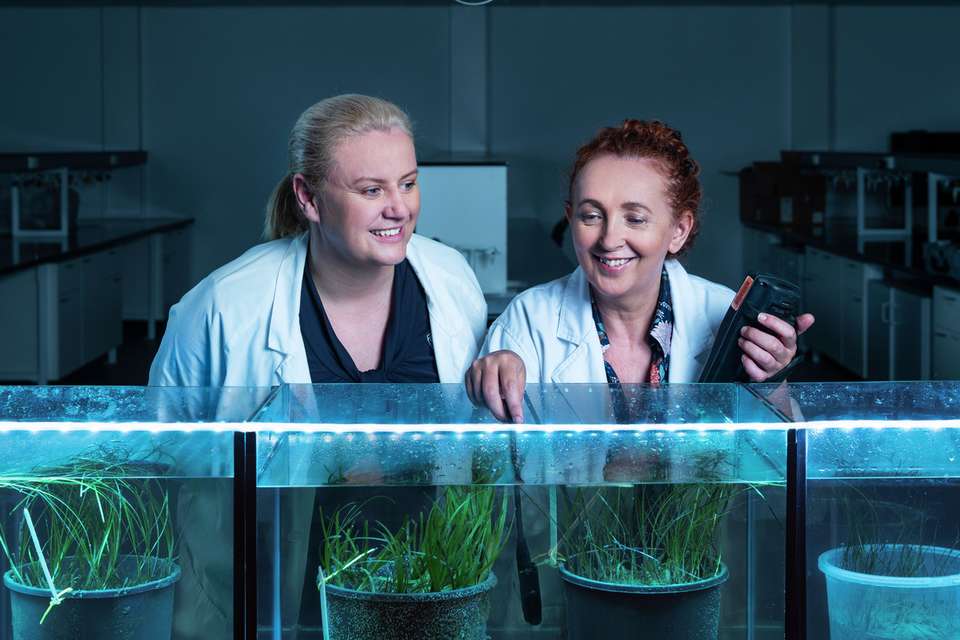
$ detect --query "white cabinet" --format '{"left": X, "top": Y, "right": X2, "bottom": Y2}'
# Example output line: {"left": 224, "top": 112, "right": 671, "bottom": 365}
{"left": 0, "top": 267, "right": 61, "bottom": 382}
{"left": 839, "top": 259, "right": 866, "bottom": 376}
{"left": 82, "top": 249, "right": 123, "bottom": 362}
{"left": 933, "top": 329, "right": 960, "bottom": 380}
{"left": 842, "top": 257, "right": 882, "bottom": 378}
{"left": 0, "top": 270, "right": 38, "bottom": 379}
{"left": 867, "top": 281, "right": 890, "bottom": 380}
{"left": 868, "top": 282, "right": 931, "bottom": 380}
{"left": 742, "top": 229, "right": 804, "bottom": 287}
{"left": 892, "top": 288, "right": 932, "bottom": 381}
{"left": 48, "top": 251, "right": 123, "bottom": 380}
{"left": 933, "top": 286, "right": 960, "bottom": 332}
{"left": 56, "top": 258, "right": 86, "bottom": 376}
{"left": 741, "top": 228, "right": 805, "bottom": 292}
{"left": 0, "top": 223, "right": 191, "bottom": 383}
{"left": 122, "top": 227, "right": 192, "bottom": 332}
{"left": 804, "top": 248, "right": 881, "bottom": 377}
{"left": 803, "top": 248, "right": 838, "bottom": 356}
{"left": 933, "top": 286, "right": 960, "bottom": 380}
{"left": 771, "top": 245, "right": 804, "bottom": 289}
{"left": 121, "top": 236, "right": 151, "bottom": 320}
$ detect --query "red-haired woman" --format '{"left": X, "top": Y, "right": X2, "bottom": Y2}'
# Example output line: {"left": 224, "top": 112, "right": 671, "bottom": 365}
{"left": 466, "top": 120, "right": 815, "bottom": 422}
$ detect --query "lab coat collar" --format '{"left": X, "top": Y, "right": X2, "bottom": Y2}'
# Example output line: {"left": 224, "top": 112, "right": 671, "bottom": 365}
{"left": 406, "top": 235, "right": 460, "bottom": 342}
{"left": 266, "top": 233, "right": 310, "bottom": 382}
{"left": 556, "top": 267, "right": 594, "bottom": 344}
{"left": 265, "top": 233, "right": 471, "bottom": 384}
{"left": 552, "top": 259, "right": 715, "bottom": 383}
{"left": 551, "top": 267, "right": 605, "bottom": 383}
{"left": 406, "top": 235, "right": 474, "bottom": 383}
{"left": 664, "top": 258, "right": 715, "bottom": 382}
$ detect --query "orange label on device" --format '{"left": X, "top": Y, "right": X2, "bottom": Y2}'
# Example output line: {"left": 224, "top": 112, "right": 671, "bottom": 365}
{"left": 731, "top": 275, "right": 754, "bottom": 310}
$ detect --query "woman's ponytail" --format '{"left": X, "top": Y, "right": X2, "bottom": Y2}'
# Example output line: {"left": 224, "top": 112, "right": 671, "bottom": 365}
{"left": 264, "top": 173, "right": 305, "bottom": 240}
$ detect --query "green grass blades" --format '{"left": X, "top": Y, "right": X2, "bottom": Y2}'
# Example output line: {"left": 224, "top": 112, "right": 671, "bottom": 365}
{"left": 0, "top": 447, "right": 176, "bottom": 593}
{"left": 317, "top": 486, "right": 509, "bottom": 594}
{"left": 558, "top": 482, "right": 741, "bottom": 587}
{"left": 836, "top": 485, "right": 960, "bottom": 578}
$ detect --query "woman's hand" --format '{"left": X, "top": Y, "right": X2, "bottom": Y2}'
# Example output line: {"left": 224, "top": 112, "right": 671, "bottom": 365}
{"left": 738, "top": 313, "right": 816, "bottom": 382}
{"left": 464, "top": 350, "right": 527, "bottom": 423}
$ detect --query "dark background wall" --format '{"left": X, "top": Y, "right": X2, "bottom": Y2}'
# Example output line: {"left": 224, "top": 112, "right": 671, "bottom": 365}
{"left": 2, "top": 3, "right": 958, "bottom": 289}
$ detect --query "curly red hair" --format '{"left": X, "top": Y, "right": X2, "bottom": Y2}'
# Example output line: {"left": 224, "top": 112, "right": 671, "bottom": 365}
{"left": 566, "top": 119, "right": 702, "bottom": 256}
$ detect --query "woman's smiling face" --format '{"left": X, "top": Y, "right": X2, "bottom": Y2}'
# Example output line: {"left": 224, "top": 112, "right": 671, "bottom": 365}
{"left": 315, "top": 127, "right": 420, "bottom": 269}
{"left": 567, "top": 153, "right": 692, "bottom": 303}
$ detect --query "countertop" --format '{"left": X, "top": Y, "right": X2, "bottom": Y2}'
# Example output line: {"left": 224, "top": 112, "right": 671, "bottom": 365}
{"left": 743, "top": 219, "right": 960, "bottom": 292}
{"left": 0, "top": 217, "right": 194, "bottom": 277}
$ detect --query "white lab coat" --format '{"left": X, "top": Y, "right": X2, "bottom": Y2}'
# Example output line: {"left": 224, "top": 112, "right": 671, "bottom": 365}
{"left": 479, "top": 260, "right": 736, "bottom": 632}
{"left": 482, "top": 258, "right": 734, "bottom": 383}
{"left": 149, "top": 232, "right": 487, "bottom": 387}
{"left": 148, "top": 232, "right": 486, "bottom": 640}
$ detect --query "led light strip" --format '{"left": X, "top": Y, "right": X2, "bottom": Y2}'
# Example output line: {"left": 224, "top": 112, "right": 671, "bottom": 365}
{"left": 2, "top": 418, "right": 960, "bottom": 435}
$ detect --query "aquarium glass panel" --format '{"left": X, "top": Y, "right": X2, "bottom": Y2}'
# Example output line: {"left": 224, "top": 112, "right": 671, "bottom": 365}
{"left": 0, "top": 385, "right": 272, "bottom": 478}
{"left": 253, "top": 383, "right": 787, "bottom": 640}
{"left": 793, "top": 381, "right": 960, "bottom": 640}
{"left": 0, "top": 385, "right": 268, "bottom": 640}
{"left": 254, "top": 383, "right": 788, "bottom": 487}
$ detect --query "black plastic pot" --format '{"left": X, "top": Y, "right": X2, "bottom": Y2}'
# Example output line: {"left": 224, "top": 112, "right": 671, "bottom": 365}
{"left": 3, "top": 556, "right": 180, "bottom": 640}
{"left": 321, "top": 572, "right": 496, "bottom": 640}
{"left": 560, "top": 563, "right": 728, "bottom": 640}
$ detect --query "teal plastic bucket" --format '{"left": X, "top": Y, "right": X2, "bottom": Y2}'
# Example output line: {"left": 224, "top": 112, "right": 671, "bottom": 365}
{"left": 321, "top": 571, "right": 496, "bottom": 640}
{"left": 4, "top": 556, "right": 181, "bottom": 640}
{"left": 819, "top": 545, "right": 960, "bottom": 640}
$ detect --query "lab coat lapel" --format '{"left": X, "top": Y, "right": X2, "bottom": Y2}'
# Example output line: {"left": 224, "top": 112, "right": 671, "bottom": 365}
{"left": 266, "top": 233, "right": 311, "bottom": 384}
{"left": 406, "top": 237, "right": 470, "bottom": 383}
{"left": 551, "top": 268, "right": 606, "bottom": 384}
{"left": 665, "top": 259, "right": 714, "bottom": 383}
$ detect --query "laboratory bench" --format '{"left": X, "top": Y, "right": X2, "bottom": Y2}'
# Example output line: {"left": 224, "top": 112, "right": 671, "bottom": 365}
{"left": 739, "top": 148, "right": 960, "bottom": 382}
{"left": 743, "top": 221, "right": 960, "bottom": 382}
{"left": 0, "top": 217, "right": 193, "bottom": 384}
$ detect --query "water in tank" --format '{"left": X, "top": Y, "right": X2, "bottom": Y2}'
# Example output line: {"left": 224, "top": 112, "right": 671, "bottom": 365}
{"left": 0, "top": 385, "right": 270, "bottom": 640}
{"left": 763, "top": 381, "right": 960, "bottom": 640}
{"left": 252, "top": 382, "right": 789, "bottom": 640}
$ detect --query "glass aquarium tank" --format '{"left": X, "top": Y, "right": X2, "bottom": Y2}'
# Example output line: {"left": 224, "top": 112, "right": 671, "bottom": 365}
{"left": 252, "top": 383, "right": 790, "bottom": 640}
{"left": 754, "top": 381, "right": 960, "bottom": 640}
{"left": 0, "top": 385, "right": 272, "bottom": 640}
{"left": 3, "top": 381, "right": 952, "bottom": 639}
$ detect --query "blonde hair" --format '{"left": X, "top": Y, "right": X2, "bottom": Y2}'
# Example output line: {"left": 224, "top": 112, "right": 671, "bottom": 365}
{"left": 264, "top": 94, "right": 414, "bottom": 240}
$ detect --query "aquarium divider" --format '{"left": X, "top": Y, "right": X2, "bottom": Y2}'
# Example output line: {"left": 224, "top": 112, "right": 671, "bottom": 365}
{"left": 786, "top": 428, "right": 807, "bottom": 640}
{"left": 234, "top": 431, "right": 258, "bottom": 640}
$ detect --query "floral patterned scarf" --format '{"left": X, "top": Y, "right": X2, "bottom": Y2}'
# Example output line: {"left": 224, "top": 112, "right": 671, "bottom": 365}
{"left": 590, "top": 265, "right": 674, "bottom": 386}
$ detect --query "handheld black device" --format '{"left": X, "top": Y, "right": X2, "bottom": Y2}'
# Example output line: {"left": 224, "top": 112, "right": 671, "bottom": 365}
{"left": 698, "top": 273, "right": 801, "bottom": 383}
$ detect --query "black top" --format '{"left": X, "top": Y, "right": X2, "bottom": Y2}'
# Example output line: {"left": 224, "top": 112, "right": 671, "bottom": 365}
{"left": 299, "top": 258, "right": 440, "bottom": 383}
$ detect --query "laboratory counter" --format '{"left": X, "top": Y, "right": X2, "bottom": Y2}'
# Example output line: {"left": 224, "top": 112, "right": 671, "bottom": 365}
{"left": 0, "top": 217, "right": 193, "bottom": 276}
{"left": 0, "top": 217, "right": 194, "bottom": 383}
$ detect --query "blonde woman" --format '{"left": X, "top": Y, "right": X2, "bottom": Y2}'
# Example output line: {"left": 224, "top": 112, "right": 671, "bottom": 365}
{"left": 149, "top": 95, "right": 486, "bottom": 638}
{"left": 151, "top": 94, "right": 485, "bottom": 387}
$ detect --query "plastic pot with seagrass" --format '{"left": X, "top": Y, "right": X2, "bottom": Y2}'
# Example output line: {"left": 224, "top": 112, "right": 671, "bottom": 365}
{"left": 316, "top": 486, "right": 508, "bottom": 640}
